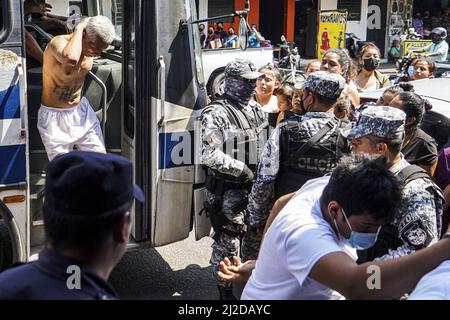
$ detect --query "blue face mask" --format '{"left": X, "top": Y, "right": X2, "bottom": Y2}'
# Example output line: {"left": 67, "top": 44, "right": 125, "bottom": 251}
{"left": 334, "top": 208, "right": 381, "bottom": 250}
{"left": 407, "top": 65, "right": 414, "bottom": 78}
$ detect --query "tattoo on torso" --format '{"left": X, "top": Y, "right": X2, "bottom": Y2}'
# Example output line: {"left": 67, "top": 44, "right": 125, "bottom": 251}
{"left": 52, "top": 84, "right": 79, "bottom": 102}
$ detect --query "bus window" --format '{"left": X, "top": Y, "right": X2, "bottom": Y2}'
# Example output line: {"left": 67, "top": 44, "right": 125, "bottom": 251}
{"left": 98, "top": 0, "right": 122, "bottom": 41}
{"left": 123, "top": 0, "right": 134, "bottom": 138}
{"left": 190, "top": 0, "right": 205, "bottom": 88}
{"left": 0, "top": 0, "right": 12, "bottom": 45}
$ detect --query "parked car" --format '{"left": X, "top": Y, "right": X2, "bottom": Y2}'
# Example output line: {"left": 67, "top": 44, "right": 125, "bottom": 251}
{"left": 360, "top": 78, "right": 450, "bottom": 150}
{"left": 435, "top": 61, "right": 450, "bottom": 78}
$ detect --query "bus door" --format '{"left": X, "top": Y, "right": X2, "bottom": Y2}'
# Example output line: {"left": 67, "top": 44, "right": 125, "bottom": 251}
{"left": 0, "top": 0, "right": 29, "bottom": 269}
{"left": 122, "top": 0, "right": 208, "bottom": 246}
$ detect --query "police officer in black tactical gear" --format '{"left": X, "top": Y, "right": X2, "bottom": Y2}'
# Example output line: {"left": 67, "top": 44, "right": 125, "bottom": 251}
{"left": 199, "top": 58, "right": 269, "bottom": 300}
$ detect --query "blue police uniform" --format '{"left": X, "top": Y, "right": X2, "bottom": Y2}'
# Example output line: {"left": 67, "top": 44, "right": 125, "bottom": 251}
{"left": 0, "top": 248, "right": 118, "bottom": 300}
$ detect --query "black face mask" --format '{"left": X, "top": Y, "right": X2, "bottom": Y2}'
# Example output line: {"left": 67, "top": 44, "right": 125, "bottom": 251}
{"left": 363, "top": 57, "right": 380, "bottom": 72}
{"left": 299, "top": 94, "right": 310, "bottom": 113}
{"left": 228, "top": 31, "right": 234, "bottom": 35}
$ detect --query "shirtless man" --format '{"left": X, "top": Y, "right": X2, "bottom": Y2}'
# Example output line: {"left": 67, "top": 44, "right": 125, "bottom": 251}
{"left": 38, "top": 16, "right": 116, "bottom": 160}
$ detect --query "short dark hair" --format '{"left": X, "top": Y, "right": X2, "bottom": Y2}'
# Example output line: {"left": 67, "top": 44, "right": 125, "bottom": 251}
{"left": 383, "top": 82, "right": 414, "bottom": 96}
{"left": 397, "top": 92, "right": 426, "bottom": 128}
{"left": 366, "top": 135, "right": 404, "bottom": 155}
{"left": 307, "top": 89, "right": 338, "bottom": 106}
{"left": 274, "top": 83, "right": 294, "bottom": 103}
{"left": 44, "top": 204, "right": 131, "bottom": 254}
{"left": 258, "top": 64, "right": 282, "bottom": 83}
{"left": 334, "top": 96, "right": 352, "bottom": 117}
{"left": 321, "top": 154, "right": 402, "bottom": 222}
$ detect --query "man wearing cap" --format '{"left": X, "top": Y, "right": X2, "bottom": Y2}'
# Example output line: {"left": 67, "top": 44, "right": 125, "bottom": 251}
{"left": 241, "top": 71, "right": 349, "bottom": 261}
{"left": 0, "top": 152, "right": 144, "bottom": 300}
{"left": 199, "top": 58, "right": 268, "bottom": 300}
{"left": 343, "top": 106, "right": 443, "bottom": 264}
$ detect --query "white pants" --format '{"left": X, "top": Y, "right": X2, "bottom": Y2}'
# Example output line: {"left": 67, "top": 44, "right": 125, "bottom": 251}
{"left": 37, "top": 97, "right": 106, "bottom": 161}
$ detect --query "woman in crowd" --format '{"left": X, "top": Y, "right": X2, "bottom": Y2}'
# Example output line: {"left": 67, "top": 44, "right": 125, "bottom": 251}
{"left": 409, "top": 57, "right": 436, "bottom": 81}
{"left": 304, "top": 59, "right": 321, "bottom": 75}
{"left": 222, "top": 27, "right": 239, "bottom": 48}
{"left": 204, "top": 26, "right": 221, "bottom": 49}
{"left": 388, "top": 39, "right": 401, "bottom": 63}
{"left": 376, "top": 82, "right": 414, "bottom": 106}
{"left": 390, "top": 92, "right": 438, "bottom": 176}
{"left": 354, "top": 43, "right": 390, "bottom": 92}
{"left": 320, "top": 48, "right": 360, "bottom": 107}
{"left": 255, "top": 65, "right": 282, "bottom": 127}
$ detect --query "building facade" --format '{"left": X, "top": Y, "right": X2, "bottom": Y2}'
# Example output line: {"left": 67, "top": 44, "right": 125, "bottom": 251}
{"left": 197, "top": 0, "right": 296, "bottom": 44}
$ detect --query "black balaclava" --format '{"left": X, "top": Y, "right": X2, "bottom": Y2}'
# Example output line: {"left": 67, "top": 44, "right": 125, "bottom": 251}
{"left": 224, "top": 78, "right": 256, "bottom": 109}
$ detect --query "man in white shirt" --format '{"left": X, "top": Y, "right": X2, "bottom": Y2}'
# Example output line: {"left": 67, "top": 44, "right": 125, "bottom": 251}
{"left": 220, "top": 107, "right": 450, "bottom": 300}
{"left": 409, "top": 260, "right": 450, "bottom": 299}
{"left": 242, "top": 153, "right": 402, "bottom": 300}
{"left": 238, "top": 153, "right": 450, "bottom": 300}
{"left": 413, "top": 27, "right": 449, "bottom": 62}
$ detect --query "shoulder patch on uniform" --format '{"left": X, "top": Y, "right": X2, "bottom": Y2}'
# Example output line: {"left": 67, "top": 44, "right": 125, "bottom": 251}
{"left": 400, "top": 220, "right": 432, "bottom": 249}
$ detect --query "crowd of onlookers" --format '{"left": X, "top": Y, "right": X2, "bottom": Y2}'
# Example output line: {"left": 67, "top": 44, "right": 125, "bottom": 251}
{"left": 199, "top": 22, "right": 271, "bottom": 49}
{"left": 388, "top": 7, "right": 450, "bottom": 63}
{"left": 212, "top": 43, "right": 450, "bottom": 299}
{"left": 411, "top": 7, "right": 450, "bottom": 39}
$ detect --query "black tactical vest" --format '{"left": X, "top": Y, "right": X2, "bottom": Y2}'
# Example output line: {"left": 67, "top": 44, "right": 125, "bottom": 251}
{"left": 203, "top": 98, "right": 269, "bottom": 182}
{"left": 275, "top": 117, "right": 349, "bottom": 199}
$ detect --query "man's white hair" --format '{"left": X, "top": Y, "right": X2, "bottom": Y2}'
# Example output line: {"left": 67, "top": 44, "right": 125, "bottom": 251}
{"left": 85, "top": 15, "right": 116, "bottom": 44}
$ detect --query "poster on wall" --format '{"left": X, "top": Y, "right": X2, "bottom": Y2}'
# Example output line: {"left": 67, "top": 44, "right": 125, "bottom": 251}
{"left": 388, "top": 0, "right": 414, "bottom": 48}
{"left": 317, "top": 10, "right": 348, "bottom": 60}
{"left": 402, "top": 40, "right": 433, "bottom": 56}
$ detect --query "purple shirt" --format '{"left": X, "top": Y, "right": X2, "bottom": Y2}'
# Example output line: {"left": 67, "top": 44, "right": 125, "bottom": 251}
{"left": 435, "top": 148, "right": 450, "bottom": 236}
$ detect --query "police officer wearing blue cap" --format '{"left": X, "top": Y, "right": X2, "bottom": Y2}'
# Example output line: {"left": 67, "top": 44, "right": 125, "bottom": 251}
{"left": 0, "top": 152, "right": 144, "bottom": 300}
{"left": 241, "top": 71, "right": 350, "bottom": 261}
{"left": 343, "top": 106, "right": 444, "bottom": 263}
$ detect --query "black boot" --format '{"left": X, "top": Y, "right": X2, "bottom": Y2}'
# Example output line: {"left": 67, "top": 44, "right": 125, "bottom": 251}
{"left": 217, "top": 285, "right": 237, "bottom": 300}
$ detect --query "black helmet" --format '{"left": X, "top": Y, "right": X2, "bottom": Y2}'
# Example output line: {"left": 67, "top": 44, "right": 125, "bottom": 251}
{"left": 431, "top": 27, "right": 448, "bottom": 41}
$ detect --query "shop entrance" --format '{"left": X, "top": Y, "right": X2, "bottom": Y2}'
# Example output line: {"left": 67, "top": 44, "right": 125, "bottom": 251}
{"left": 294, "top": 0, "right": 318, "bottom": 58}
{"left": 259, "top": 0, "right": 285, "bottom": 47}
{"left": 367, "top": 0, "right": 388, "bottom": 56}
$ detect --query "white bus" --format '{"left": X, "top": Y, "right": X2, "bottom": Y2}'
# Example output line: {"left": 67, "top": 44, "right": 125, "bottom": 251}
{"left": 0, "top": 0, "right": 251, "bottom": 270}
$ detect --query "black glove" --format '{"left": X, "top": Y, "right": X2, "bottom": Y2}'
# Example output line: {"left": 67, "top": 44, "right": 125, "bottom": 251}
{"left": 239, "top": 166, "right": 254, "bottom": 182}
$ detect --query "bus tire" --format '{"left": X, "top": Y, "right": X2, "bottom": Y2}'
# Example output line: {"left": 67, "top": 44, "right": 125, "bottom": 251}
{"left": 0, "top": 220, "right": 13, "bottom": 271}
{"left": 207, "top": 71, "right": 226, "bottom": 97}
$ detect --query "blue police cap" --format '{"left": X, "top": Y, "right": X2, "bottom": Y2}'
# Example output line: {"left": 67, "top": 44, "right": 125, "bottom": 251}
{"left": 44, "top": 152, "right": 144, "bottom": 217}
{"left": 295, "top": 71, "right": 346, "bottom": 100}
{"left": 342, "top": 106, "right": 406, "bottom": 141}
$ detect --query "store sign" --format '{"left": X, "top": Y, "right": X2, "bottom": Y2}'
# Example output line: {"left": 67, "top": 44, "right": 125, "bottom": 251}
{"left": 317, "top": 10, "right": 348, "bottom": 59}
{"left": 367, "top": 5, "right": 381, "bottom": 30}
{"left": 402, "top": 40, "right": 433, "bottom": 56}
